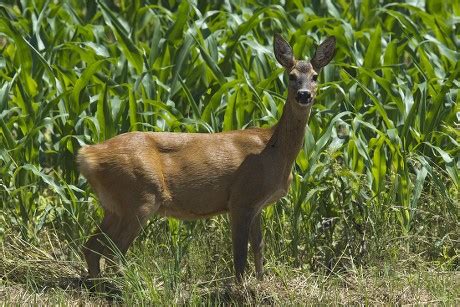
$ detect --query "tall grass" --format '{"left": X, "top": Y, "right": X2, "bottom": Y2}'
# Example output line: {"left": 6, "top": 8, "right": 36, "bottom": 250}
{"left": 0, "top": 0, "right": 458, "bottom": 301}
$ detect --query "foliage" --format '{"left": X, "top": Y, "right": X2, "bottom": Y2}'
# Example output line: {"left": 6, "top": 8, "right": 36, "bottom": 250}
{"left": 0, "top": 0, "right": 459, "bottom": 297}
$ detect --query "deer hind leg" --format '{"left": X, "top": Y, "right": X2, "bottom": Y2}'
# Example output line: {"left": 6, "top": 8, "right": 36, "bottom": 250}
{"left": 83, "top": 210, "right": 120, "bottom": 278}
{"left": 103, "top": 193, "right": 159, "bottom": 271}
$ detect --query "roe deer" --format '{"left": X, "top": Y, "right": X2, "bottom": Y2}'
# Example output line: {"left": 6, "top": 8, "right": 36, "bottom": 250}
{"left": 78, "top": 34, "right": 336, "bottom": 281}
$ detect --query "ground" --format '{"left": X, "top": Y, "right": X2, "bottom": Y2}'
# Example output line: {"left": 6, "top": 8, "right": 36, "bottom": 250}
{"left": 1, "top": 228, "right": 458, "bottom": 305}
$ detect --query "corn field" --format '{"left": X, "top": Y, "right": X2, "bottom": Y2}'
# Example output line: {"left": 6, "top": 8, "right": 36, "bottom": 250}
{"left": 0, "top": 0, "right": 459, "bottom": 304}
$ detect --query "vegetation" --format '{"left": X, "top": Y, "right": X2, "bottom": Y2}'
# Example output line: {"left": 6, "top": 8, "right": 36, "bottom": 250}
{"left": 0, "top": 0, "right": 458, "bottom": 304}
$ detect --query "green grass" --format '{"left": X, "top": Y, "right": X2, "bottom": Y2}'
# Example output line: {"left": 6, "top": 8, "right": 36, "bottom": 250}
{"left": 0, "top": 0, "right": 459, "bottom": 304}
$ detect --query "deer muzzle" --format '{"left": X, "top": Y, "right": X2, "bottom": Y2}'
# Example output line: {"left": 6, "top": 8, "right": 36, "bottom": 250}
{"left": 296, "top": 90, "right": 312, "bottom": 105}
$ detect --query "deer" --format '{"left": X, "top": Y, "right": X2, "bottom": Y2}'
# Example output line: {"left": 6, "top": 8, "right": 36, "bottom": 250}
{"left": 78, "top": 34, "right": 336, "bottom": 282}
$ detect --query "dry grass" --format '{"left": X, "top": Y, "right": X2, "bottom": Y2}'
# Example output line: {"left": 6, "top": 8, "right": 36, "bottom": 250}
{"left": 1, "top": 233, "right": 458, "bottom": 305}
{"left": 2, "top": 267, "right": 458, "bottom": 305}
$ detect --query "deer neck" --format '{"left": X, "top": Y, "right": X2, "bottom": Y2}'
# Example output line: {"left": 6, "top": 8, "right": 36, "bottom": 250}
{"left": 269, "top": 92, "right": 311, "bottom": 169}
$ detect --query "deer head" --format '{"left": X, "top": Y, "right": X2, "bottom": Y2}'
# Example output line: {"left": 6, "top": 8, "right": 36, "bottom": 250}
{"left": 274, "top": 34, "right": 336, "bottom": 107}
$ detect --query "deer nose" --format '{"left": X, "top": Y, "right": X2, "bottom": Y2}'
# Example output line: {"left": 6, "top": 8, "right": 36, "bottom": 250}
{"left": 296, "top": 90, "right": 312, "bottom": 104}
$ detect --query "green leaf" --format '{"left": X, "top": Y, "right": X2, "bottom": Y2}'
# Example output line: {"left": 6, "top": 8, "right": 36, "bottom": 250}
{"left": 168, "top": 33, "right": 194, "bottom": 100}
{"left": 98, "top": 0, "right": 143, "bottom": 74}
{"left": 19, "top": 164, "right": 70, "bottom": 204}
{"left": 371, "top": 137, "right": 387, "bottom": 193}
{"left": 0, "top": 117, "right": 15, "bottom": 149}
{"left": 363, "top": 24, "right": 382, "bottom": 69}
{"left": 166, "top": 1, "right": 190, "bottom": 43}
{"left": 96, "top": 84, "right": 114, "bottom": 140}
{"left": 195, "top": 37, "right": 226, "bottom": 85}
{"left": 179, "top": 77, "right": 200, "bottom": 119}
{"left": 0, "top": 17, "right": 32, "bottom": 72}
{"left": 128, "top": 88, "right": 138, "bottom": 131}
{"left": 201, "top": 80, "right": 240, "bottom": 123}
{"left": 223, "top": 86, "right": 239, "bottom": 131}
{"left": 71, "top": 59, "right": 108, "bottom": 115}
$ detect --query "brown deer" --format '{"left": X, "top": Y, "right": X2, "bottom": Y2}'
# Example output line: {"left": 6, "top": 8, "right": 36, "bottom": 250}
{"left": 78, "top": 34, "right": 336, "bottom": 282}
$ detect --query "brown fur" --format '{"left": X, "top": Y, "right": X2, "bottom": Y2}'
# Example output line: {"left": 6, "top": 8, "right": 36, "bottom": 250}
{"left": 78, "top": 34, "right": 336, "bottom": 281}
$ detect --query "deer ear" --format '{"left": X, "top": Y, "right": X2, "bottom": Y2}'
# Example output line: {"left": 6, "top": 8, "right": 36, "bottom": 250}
{"left": 274, "top": 34, "right": 294, "bottom": 69}
{"left": 311, "top": 36, "right": 336, "bottom": 72}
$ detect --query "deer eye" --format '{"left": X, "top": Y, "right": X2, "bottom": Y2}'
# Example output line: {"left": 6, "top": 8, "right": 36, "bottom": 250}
{"left": 289, "top": 74, "right": 296, "bottom": 81}
{"left": 312, "top": 75, "right": 318, "bottom": 82}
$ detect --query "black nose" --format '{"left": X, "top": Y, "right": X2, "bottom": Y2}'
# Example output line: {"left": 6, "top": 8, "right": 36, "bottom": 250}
{"left": 296, "top": 90, "right": 311, "bottom": 104}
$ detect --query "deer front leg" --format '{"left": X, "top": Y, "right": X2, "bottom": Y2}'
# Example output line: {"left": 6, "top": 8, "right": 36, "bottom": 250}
{"left": 230, "top": 208, "right": 253, "bottom": 282}
{"left": 250, "top": 213, "right": 264, "bottom": 280}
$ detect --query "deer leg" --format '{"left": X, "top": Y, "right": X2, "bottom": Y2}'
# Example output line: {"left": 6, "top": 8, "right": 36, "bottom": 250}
{"left": 230, "top": 208, "right": 254, "bottom": 282}
{"left": 118, "top": 217, "right": 144, "bottom": 255}
{"left": 83, "top": 211, "right": 120, "bottom": 278}
{"left": 250, "top": 213, "right": 264, "bottom": 280}
{"left": 100, "top": 216, "right": 143, "bottom": 274}
{"left": 104, "top": 198, "right": 158, "bottom": 272}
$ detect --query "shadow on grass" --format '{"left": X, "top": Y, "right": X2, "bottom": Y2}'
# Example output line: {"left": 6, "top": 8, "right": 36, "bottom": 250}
{"left": 192, "top": 282, "right": 276, "bottom": 305}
